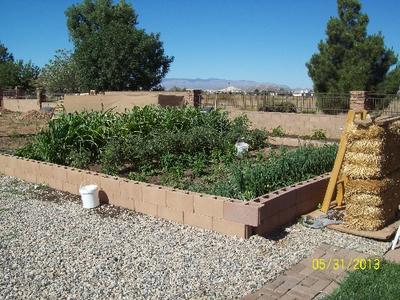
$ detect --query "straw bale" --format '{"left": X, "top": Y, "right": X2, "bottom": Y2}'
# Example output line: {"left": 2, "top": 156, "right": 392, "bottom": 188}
{"left": 388, "top": 120, "right": 400, "bottom": 134}
{"left": 343, "top": 215, "right": 387, "bottom": 231}
{"left": 344, "top": 152, "right": 381, "bottom": 166}
{"left": 343, "top": 155, "right": 400, "bottom": 179}
{"left": 345, "top": 174, "right": 400, "bottom": 195}
{"left": 346, "top": 202, "right": 397, "bottom": 219}
{"left": 341, "top": 118, "right": 400, "bottom": 231}
{"left": 346, "top": 193, "right": 388, "bottom": 207}
{"left": 342, "top": 164, "right": 382, "bottom": 179}
{"left": 346, "top": 123, "right": 385, "bottom": 141}
{"left": 346, "top": 139, "right": 383, "bottom": 155}
{"left": 345, "top": 189, "right": 399, "bottom": 206}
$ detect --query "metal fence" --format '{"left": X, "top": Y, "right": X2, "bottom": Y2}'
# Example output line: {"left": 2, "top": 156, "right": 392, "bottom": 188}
{"left": 2, "top": 89, "right": 36, "bottom": 99}
{"left": 201, "top": 92, "right": 400, "bottom": 115}
{"left": 200, "top": 93, "right": 350, "bottom": 114}
{"left": 45, "top": 93, "right": 64, "bottom": 101}
{"left": 367, "top": 94, "right": 400, "bottom": 116}
{"left": 2, "top": 89, "right": 64, "bottom": 102}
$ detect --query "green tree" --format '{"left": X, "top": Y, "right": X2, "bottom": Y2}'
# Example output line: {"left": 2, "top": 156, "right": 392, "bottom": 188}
{"left": 378, "top": 65, "right": 400, "bottom": 94}
{"left": 39, "top": 49, "right": 81, "bottom": 93}
{"left": 0, "top": 61, "right": 19, "bottom": 89}
{"left": 306, "top": 0, "right": 397, "bottom": 96}
{"left": 65, "top": 0, "right": 173, "bottom": 91}
{"left": 0, "top": 41, "right": 39, "bottom": 91}
{"left": 15, "top": 60, "right": 40, "bottom": 92}
{"left": 0, "top": 42, "right": 14, "bottom": 63}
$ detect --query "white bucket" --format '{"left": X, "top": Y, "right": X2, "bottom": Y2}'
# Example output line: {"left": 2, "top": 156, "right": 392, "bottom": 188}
{"left": 235, "top": 141, "right": 250, "bottom": 156}
{"left": 79, "top": 184, "right": 99, "bottom": 209}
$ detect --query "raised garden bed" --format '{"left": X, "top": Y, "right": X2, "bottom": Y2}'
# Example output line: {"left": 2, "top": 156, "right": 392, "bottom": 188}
{"left": 15, "top": 106, "right": 337, "bottom": 200}
{"left": 3, "top": 106, "right": 337, "bottom": 238}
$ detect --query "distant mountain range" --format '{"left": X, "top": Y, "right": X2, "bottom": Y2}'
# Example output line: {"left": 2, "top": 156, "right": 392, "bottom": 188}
{"left": 161, "top": 78, "right": 293, "bottom": 91}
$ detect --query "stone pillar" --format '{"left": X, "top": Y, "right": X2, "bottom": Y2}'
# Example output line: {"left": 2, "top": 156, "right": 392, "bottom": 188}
{"left": 350, "top": 91, "right": 372, "bottom": 111}
{"left": 36, "top": 88, "right": 46, "bottom": 108}
{"left": 185, "top": 89, "right": 202, "bottom": 107}
{"left": 15, "top": 86, "right": 22, "bottom": 98}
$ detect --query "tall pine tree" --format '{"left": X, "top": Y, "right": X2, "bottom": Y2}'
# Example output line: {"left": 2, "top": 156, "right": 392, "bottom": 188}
{"left": 307, "top": 0, "right": 397, "bottom": 97}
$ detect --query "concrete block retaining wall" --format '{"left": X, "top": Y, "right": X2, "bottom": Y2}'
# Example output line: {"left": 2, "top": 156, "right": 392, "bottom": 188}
{"left": 2, "top": 99, "right": 41, "bottom": 112}
{"left": 0, "top": 154, "right": 329, "bottom": 238}
{"left": 228, "top": 110, "right": 346, "bottom": 140}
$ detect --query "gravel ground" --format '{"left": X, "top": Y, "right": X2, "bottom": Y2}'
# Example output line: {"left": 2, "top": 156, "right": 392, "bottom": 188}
{"left": 0, "top": 175, "right": 390, "bottom": 300}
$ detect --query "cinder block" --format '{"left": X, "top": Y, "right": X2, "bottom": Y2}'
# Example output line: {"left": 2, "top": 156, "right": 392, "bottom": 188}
{"left": 135, "top": 199, "right": 158, "bottom": 217}
{"left": 64, "top": 182, "right": 79, "bottom": 195}
{"left": 13, "top": 158, "right": 28, "bottom": 180}
{"left": 0, "top": 155, "right": 9, "bottom": 170}
{"left": 212, "top": 217, "right": 248, "bottom": 238}
{"left": 120, "top": 180, "right": 142, "bottom": 203}
{"left": 223, "top": 200, "right": 263, "bottom": 226}
{"left": 194, "top": 194, "right": 224, "bottom": 218}
{"left": 25, "top": 170, "right": 37, "bottom": 184}
{"left": 259, "top": 189, "right": 297, "bottom": 222}
{"left": 35, "top": 163, "right": 50, "bottom": 184}
{"left": 52, "top": 165, "right": 67, "bottom": 182}
{"left": 142, "top": 184, "right": 166, "bottom": 206}
{"left": 255, "top": 214, "right": 281, "bottom": 235}
{"left": 158, "top": 206, "right": 184, "bottom": 224}
{"left": 165, "top": 189, "right": 193, "bottom": 212}
{"left": 294, "top": 176, "right": 329, "bottom": 217}
{"left": 4, "top": 167, "right": 15, "bottom": 177}
{"left": 66, "top": 168, "right": 85, "bottom": 185}
{"left": 112, "top": 195, "right": 134, "bottom": 210}
{"left": 82, "top": 171, "right": 101, "bottom": 186}
{"left": 47, "top": 177, "right": 62, "bottom": 190}
{"left": 28, "top": 160, "right": 42, "bottom": 183}
{"left": 99, "top": 175, "right": 121, "bottom": 204}
{"left": 278, "top": 206, "right": 299, "bottom": 225}
{"left": 184, "top": 212, "right": 212, "bottom": 230}
{"left": 7, "top": 157, "right": 21, "bottom": 175}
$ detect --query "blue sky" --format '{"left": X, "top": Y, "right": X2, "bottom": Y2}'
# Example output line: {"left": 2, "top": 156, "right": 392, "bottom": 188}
{"left": 1, "top": 0, "right": 399, "bottom": 88}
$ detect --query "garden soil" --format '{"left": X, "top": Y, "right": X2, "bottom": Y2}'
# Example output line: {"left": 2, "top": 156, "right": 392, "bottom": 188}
{"left": 0, "top": 110, "right": 49, "bottom": 152}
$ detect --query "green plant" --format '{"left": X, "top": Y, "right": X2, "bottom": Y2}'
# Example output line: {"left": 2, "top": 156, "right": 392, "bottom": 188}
{"left": 311, "top": 129, "right": 327, "bottom": 140}
{"left": 16, "top": 106, "right": 337, "bottom": 201}
{"left": 66, "top": 148, "right": 91, "bottom": 168}
{"left": 258, "top": 102, "right": 297, "bottom": 113}
{"left": 271, "top": 126, "right": 285, "bottom": 137}
{"left": 207, "top": 145, "right": 338, "bottom": 200}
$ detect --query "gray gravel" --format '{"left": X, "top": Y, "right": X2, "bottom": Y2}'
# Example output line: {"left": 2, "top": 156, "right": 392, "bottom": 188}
{"left": 0, "top": 175, "right": 390, "bottom": 299}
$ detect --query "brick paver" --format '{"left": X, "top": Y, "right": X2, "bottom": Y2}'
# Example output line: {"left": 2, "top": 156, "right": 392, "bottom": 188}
{"left": 242, "top": 244, "right": 368, "bottom": 300}
{"left": 384, "top": 247, "right": 400, "bottom": 263}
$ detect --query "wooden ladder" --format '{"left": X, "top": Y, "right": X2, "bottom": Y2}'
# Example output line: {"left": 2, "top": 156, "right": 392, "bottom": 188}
{"left": 320, "top": 109, "right": 367, "bottom": 213}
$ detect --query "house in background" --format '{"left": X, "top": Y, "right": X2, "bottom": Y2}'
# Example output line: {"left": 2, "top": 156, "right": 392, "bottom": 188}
{"left": 218, "top": 86, "right": 244, "bottom": 94}
{"left": 292, "top": 89, "right": 313, "bottom": 97}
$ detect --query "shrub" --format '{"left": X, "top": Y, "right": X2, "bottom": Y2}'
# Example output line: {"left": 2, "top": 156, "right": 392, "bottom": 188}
{"left": 271, "top": 126, "right": 285, "bottom": 137}
{"left": 311, "top": 129, "right": 327, "bottom": 140}
{"left": 18, "top": 106, "right": 266, "bottom": 173}
{"left": 258, "top": 102, "right": 297, "bottom": 113}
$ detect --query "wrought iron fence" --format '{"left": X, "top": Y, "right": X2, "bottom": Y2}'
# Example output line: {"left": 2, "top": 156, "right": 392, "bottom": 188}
{"left": 200, "top": 93, "right": 350, "bottom": 114}
{"left": 367, "top": 93, "right": 400, "bottom": 116}
{"left": 45, "top": 93, "right": 64, "bottom": 101}
{"left": 2, "top": 89, "right": 36, "bottom": 99}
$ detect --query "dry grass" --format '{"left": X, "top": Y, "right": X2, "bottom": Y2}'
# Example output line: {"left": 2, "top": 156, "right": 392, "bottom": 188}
{"left": 0, "top": 110, "right": 49, "bottom": 152}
